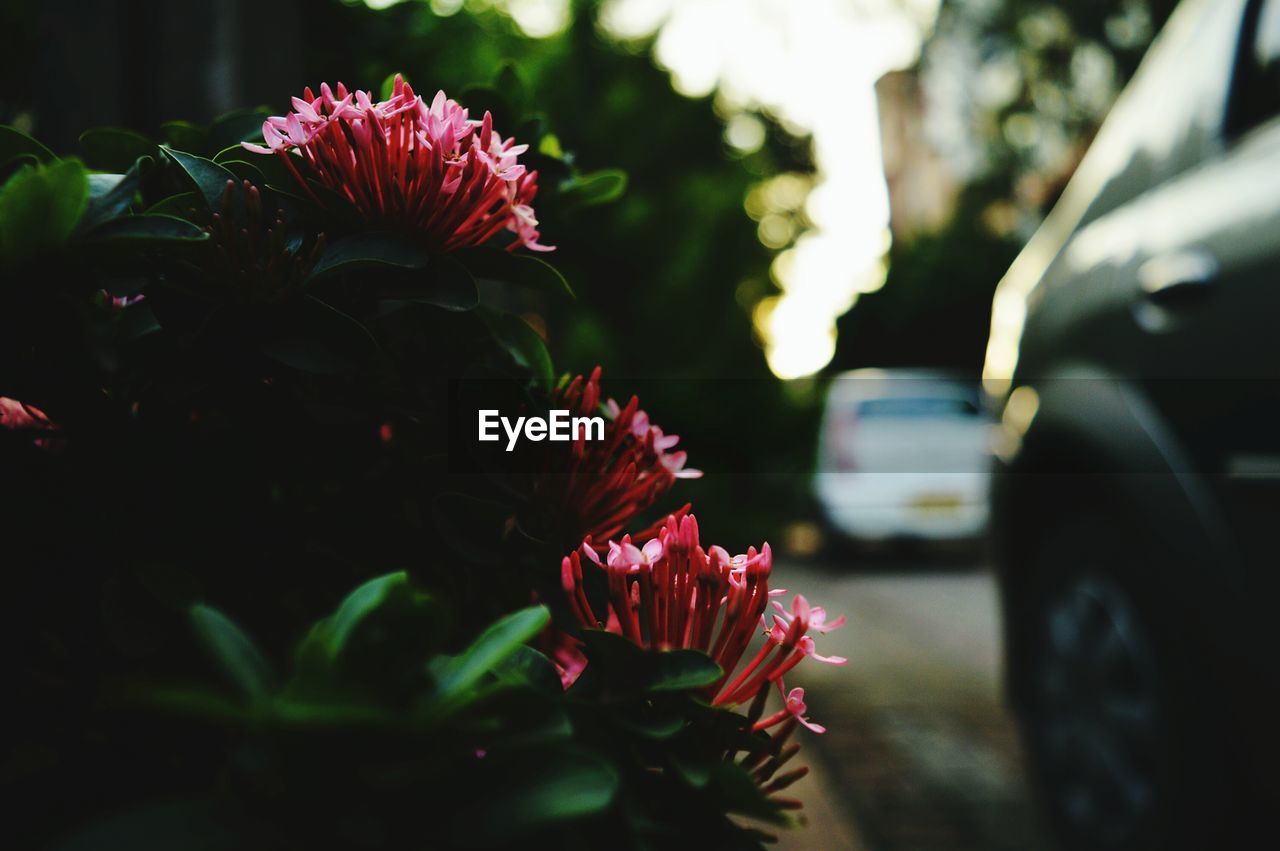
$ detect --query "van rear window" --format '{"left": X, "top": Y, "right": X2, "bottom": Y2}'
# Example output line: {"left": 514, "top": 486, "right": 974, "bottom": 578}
{"left": 855, "top": 397, "right": 979, "bottom": 418}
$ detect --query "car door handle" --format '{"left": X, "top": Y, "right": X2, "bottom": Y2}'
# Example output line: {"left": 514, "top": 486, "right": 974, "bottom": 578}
{"left": 1137, "top": 250, "right": 1218, "bottom": 308}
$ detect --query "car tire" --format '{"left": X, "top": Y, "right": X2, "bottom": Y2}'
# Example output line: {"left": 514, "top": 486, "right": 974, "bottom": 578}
{"left": 1008, "top": 509, "right": 1234, "bottom": 851}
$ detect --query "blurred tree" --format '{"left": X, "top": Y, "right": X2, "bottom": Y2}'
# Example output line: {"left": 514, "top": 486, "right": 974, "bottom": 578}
{"left": 7, "top": 0, "right": 824, "bottom": 544}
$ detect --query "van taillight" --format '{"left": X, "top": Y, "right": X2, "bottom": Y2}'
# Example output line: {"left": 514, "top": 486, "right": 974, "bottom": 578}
{"left": 829, "top": 409, "right": 857, "bottom": 471}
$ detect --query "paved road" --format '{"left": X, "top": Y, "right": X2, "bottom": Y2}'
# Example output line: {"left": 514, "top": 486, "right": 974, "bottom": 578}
{"left": 772, "top": 560, "right": 1054, "bottom": 851}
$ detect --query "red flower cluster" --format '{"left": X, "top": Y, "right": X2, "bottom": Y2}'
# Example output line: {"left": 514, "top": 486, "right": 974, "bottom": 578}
{"left": 536, "top": 367, "right": 700, "bottom": 546}
{"left": 0, "top": 396, "right": 58, "bottom": 448}
{"left": 559, "top": 513, "right": 845, "bottom": 734}
{"left": 244, "top": 76, "right": 550, "bottom": 253}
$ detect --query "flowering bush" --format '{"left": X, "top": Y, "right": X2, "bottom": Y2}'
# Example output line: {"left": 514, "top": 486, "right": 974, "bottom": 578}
{"left": 245, "top": 76, "right": 551, "bottom": 253}
{"left": 1, "top": 69, "right": 841, "bottom": 849}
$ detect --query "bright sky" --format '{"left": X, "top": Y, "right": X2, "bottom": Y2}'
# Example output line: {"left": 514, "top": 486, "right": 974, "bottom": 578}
{"left": 599, "top": 0, "right": 939, "bottom": 379}
{"left": 368, "top": 0, "right": 941, "bottom": 378}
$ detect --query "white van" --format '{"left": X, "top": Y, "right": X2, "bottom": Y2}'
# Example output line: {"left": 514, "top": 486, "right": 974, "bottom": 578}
{"left": 814, "top": 368, "right": 992, "bottom": 543}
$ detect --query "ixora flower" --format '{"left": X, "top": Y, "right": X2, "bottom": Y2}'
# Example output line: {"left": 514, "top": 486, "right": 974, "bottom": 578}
{"left": 534, "top": 367, "right": 701, "bottom": 546}
{"left": 0, "top": 396, "right": 59, "bottom": 448}
{"left": 558, "top": 513, "right": 845, "bottom": 729}
{"left": 243, "top": 76, "right": 552, "bottom": 253}
{"left": 201, "top": 179, "right": 325, "bottom": 303}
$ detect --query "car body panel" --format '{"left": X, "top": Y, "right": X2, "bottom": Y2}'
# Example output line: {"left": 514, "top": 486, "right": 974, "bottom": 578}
{"left": 985, "top": 0, "right": 1280, "bottom": 816}
{"left": 984, "top": 0, "right": 1246, "bottom": 399}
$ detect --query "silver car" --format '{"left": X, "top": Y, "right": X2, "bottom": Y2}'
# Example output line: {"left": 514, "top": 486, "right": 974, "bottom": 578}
{"left": 985, "top": 0, "right": 1280, "bottom": 848}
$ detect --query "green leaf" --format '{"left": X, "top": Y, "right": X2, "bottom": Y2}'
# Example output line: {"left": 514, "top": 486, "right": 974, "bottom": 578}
{"left": 79, "top": 127, "right": 155, "bottom": 172}
{"left": 416, "top": 252, "right": 480, "bottom": 310}
{"left": 429, "top": 605, "right": 550, "bottom": 701}
{"left": 115, "top": 301, "right": 161, "bottom": 341}
{"left": 578, "top": 630, "right": 723, "bottom": 694}
{"left": 297, "top": 571, "right": 410, "bottom": 663}
{"left": 648, "top": 649, "right": 724, "bottom": 692}
{"left": 456, "top": 751, "right": 618, "bottom": 845}
{"left": 615, "top": 710, "right": 687, "bottom": 740}
{"left": 561, "top": 169, "right": 628, "bottom": 207}
{"left": 211, "top": 144, "right": 246, "bottom": 164}
{"left": 160, "top": 120, "right": 208, "bottom": 153}
{"left": 0, "top": 152, "right": 38, "bottom": 182}
{"left": 84, "top": 213, "right": 209, "bottom": 243}
{"left": 458, "top": 246, "right": 573, "bottom": 299}
{"left": 79, "top": 165, "right": 142, "bottom": 231}
{"left": 365, "top": 255, "right": 479, "bottom": 312}
{"left": 577, "top": 627, "right": 642, "bottom": 666}
{"left": 493, "top": 751, "right": 617, "bottom": 831}
{"left": 0, "top": 159, "right": 89, "bottom": 268}
{"left": 537, "top": 132, "right": 563, "bottom": 159}
{"left": 164, "top": 147, "right": 239, "bottom": 211}
{"left": 209, "top": 153, "right": 288, "bottom": 206}
{"left": 208, "top": 109, "right": 271, "bottom": 151}
{"left": 302, "top": 178, "right": 362, "bottom": 222}
{"left": 669, "top": 751, "right": 715, "bottom": 788}
{"left": 492, "top": 645, "right": 563, "bottom": 695}
{"left": 708, "top": 761, "right": 790, "bottom": 824}
{"left": 231, "top": 149, "right": 296, "bottom": 190}
{"left": 307, "top": 231, "right": 432, "bottom": 280}
{"left": 477, "top": 306, "right": 553, "bottom": 387}
{"left": 0, "top": 125, "right": 54, "bottom": 165}
{"left": 311, "top": 234, "right": 480, "bottom": 310}
{"left": 146, "top": 191, "right": 202, "bottom": 217}
{"left": 189, "top": 604, "right": 275, "bottom": 705}
{"left": 262, "top": 295, "right": 378, "bottom": 375}
{"left": 219, "top": 159, "right": 266, "bottom": 189}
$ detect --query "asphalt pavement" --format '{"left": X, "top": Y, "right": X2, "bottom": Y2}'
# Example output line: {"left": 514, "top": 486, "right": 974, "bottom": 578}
{"left": 772, "top": 558, "right": 1054, "bottom": 851}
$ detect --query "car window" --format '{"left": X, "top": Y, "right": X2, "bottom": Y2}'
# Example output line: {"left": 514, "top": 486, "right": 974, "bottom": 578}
{"left": 1227, "top": 0, "right": 1280, "bottom": 134}
{"left": 1076, "top": 0, "right": 1245, "bottom": 222}
{"left": 856, "top": 397, "right": 980, "bottom": 418}
{"left": 1259, "top": 0, "right": 1280, "bottom": 59}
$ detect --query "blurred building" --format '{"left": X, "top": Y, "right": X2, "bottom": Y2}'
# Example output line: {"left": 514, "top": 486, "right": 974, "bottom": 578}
{"left": 874, "top": 68, "right": 959, "bottom": 241}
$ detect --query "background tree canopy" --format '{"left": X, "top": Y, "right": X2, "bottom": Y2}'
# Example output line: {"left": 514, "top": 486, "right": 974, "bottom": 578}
{"left": 2, "top": 0, "right": 1177, "bottom": 544}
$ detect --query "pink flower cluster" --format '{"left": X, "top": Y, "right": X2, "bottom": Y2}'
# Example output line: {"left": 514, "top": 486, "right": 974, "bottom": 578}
{"left": 0, "top": 396, "right": 58, "bottom": 448}
{"left": 559, "top": 513, "right": 845, "bottom": 736}
{"left": 539, "top": 367, "right": 700, "bottom": 546}
{"left": 243, "top": 75, "right": 551, "bottom": 253}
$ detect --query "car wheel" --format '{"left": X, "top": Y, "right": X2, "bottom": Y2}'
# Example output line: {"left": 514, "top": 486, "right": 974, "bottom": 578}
{"left": 1010, "top": 512, "right": 1230, "bottom": 851}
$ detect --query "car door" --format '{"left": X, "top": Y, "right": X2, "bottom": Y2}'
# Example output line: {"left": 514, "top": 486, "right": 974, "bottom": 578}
{"left": 1048, "top": 0, "right": 1280, "bottom": 569}
{"left": 1116, "top": 0, "right": 1280, "bottom": 581}
{"left": 1038, "top": 0, "right": 1280, "bottom": 801}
